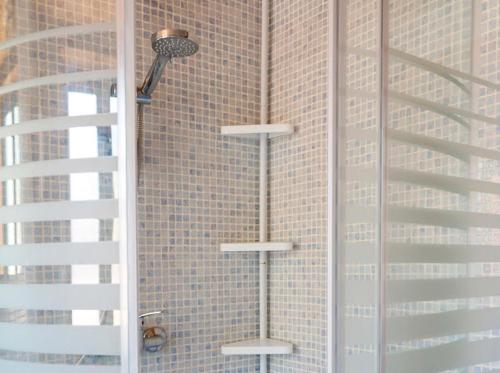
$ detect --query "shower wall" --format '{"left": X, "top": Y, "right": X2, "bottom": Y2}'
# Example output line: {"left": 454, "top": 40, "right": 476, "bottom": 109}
{"left": 135, "top": 1, "right": 262, "bottom": 372}
{"left": 136, "top": 0, "right": 329, "bottom": 372}
{"left": 268, "top": 0, "right": 329, "bottom": 372}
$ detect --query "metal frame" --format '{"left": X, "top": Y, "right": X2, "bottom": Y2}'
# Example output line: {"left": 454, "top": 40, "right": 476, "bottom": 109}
{"left": 376, "top": 0, "right": 389, "bottom": 371}
{"left": 327, "top": 0, "right": 338, "bottom": 371}
{"left": 328, "top": 0, "right": 389, "bottom": 370}
{"left": 259, "top": 0, "right": 269, "bottom": 370}
{"left": 117, "top": 0, "right": 140, "bottom": 372}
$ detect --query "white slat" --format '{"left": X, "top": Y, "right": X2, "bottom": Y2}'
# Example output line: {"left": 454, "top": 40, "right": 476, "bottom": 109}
{"left": 388, "top": 308, "right": 500, "bottom": 344}
{"left": 389, "top": 206, "right": 500, "bottom": 229}
{"left": 345, "top": 127, "right": 500, "bottom": 161}
{"left": 346, "top": 278, "right": 500, "bottom": 304}
{"left": 388, "top": 278, "right": 500, "bottom": 303}
{"left": 347, "top": 47, "right": 500, "bottom": 92}
{"left": 345, "top": 318, "right": 376, "bottom": 345}
{"left": 0, "top": 241, "right": 119, "bottom": 265}
{"left": 0, "top": 284, "right": 119, "bottom": 310}
{"left": 346, "top": 167, "right": 500, "bottom": 195}
{"left": 387, "top": 243, "right": 500, "bottom": 264}
{"left": 0, "top": 156, "right": 118, "bottom": 181}
{"left": 346, "top": 88, "right": 469, "bottom": 127}
{"left": 389, "top": 168, "right": 500, "bottom": 195}
{"left": 345, "top": 353, "right": 376, "bottom": 372}
{"left": 391, "top": 91, "right": 500, "bottom": 127}
{"left": 346, "top": 88, "right": 500, "bottom": 127}
{"left": 0, "top": 157, "right": 117, "bottom": 181}
{"left": 344, "top": 242, "right": 377, "bottom": 264}
{"left": 345, "top": 205, "right": 500, "bottom": 229}
{"left": 0, "top": 323, "right": 120, "bottom": 355}
{"left": 346, "top": 242, "right": 500, "bottom": 264}
{"left": 389, "top": 128, "right": 500, "bottom": 162}
{"left": 390, "top": 48, "right": 500, "bottom": 92}
{"left": 0, "top": 70, "right": 116, "bottom": 96}
{"left": 345, "top": 280, "right": 376, "bottom": 304}
{"left": 0, "top": 200, "right": 118, "bottom": 223}
{"left": 348, "top": 308, "right": 500, "bottom": 345}
{"left": 0, "top": 113, "right": 117, "bottom": 139}
{"left": 387, "top": 338, "right": 500, "bottom": 373}
{"left": 0, "top": 23, "right": 115, "bottom": 51}
{"left": 344, "top": 206, "right": 378, "bottom": 224}
{"left": 0, "top": 360, "right": 120, "bottom": 373}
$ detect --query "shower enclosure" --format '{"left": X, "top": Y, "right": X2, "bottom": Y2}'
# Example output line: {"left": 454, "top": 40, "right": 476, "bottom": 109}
{"left": 335, "top": 0, "right": 500, "bottom": 372}
{"left": 1, "top": 0, "right": 500, "bottom": 372}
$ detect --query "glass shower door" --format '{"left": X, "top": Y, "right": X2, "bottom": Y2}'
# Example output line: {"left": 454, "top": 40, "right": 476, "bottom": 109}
{"left": 385, "top": 1, "right": 500, "bottom": 371}
{"left": 0, "top": 1, "right": 124, "bottom": 371}
{"left": 338, "top": 0, "right": 500, "bottom": 371}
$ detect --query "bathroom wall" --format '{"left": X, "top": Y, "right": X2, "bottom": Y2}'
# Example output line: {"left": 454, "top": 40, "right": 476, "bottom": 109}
{"left": 135, "top": 1, "right": 263, "bottom": 372}
{"left": 136, "top": 0, "right": 330, "bottom": 371}
{"left": 268, "top": 0, "right": 329, "bottom": 372}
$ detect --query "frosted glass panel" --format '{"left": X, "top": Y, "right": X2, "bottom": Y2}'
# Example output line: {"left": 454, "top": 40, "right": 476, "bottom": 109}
{"left": 385, "top": 1, "right": 500, "bottom": 372}
{"left": 0, "top": 1, "right": 120, "bottom": 371}
{"left": 337, "top": 0, "right": 382, "bottom": 371}
{"left": 338, "top": 0, "right": 500, "bottom": 371}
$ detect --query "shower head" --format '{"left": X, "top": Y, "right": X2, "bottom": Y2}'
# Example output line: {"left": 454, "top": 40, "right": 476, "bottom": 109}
{"left": 138, "top": 28, "right": 199, "bottom": 102}
{"left": 151, "top": 29, "right": 199, "bottom": 58}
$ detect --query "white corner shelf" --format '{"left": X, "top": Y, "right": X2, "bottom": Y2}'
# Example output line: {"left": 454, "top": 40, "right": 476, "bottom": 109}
{"left": 221, "top": 338, "right": 293, "bottom": 356}
{"left": 220, "top": 242, "right": 293, "bottom": 252}
{"left": 221, "top": 124, "right": 293, "bottom": 139}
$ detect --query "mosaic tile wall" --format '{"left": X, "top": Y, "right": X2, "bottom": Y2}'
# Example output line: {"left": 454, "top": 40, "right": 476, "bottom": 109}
{"left": 267, "top": 0, "right": 329, "bottom": 371}
{"left": 135, "top": 0, "right": 263, "bottom": 372}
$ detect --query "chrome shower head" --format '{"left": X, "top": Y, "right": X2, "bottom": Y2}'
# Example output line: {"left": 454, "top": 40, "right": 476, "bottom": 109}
{"left": 137, "top": 29, "right": 199, "bottom": 102}
{"left": 151, "top": 29, "right": 199, "bottom": 59}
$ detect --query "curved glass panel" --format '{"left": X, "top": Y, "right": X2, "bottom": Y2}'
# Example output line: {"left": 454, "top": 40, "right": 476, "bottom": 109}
{"left": 386, "top": 1, "right": 500, "bottom": 372}
{"left": 338, "top": 0, "right": 500, "bottom": 371}
{"left": 0, "top": 1, "right": 120, "bottom": 371}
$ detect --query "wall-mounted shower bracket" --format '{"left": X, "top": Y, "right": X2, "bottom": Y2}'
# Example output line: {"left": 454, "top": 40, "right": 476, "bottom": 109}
{"left": 109, "top": 83, "right": 153, "bottom": 105}
{"left": 136, "top": 90, "right": 152, "bottom": 105}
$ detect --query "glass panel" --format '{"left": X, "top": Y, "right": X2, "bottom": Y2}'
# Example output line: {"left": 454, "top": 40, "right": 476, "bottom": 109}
{"left": 338, "top": 0, "right": 382, "bottom": 371}
{"left": 385, "top": 1, "right": 500, "bottom": 372}
{"left": 0, "top": 1, "right": 120, "bottom": 371}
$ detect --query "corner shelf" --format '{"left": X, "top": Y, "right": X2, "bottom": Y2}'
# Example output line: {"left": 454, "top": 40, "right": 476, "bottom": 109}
{"left": 221, "top": 338, "right": 293, "bottom": 356}
{"left": 220, "top": 122, "right": 294, "bottom": 358}
{"left": 220, "top": 242, "right": 292, "bottom": 252}
{"left": 221, "top": 124, "right": 293, "bottom": 139}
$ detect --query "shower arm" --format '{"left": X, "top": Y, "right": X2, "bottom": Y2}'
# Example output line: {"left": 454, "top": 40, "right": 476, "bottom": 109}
{"left": 109, "top": 54, "right": 171, "bottom": 105}
{"left": 138, "top": 54, "right": 171, "bottom": 101}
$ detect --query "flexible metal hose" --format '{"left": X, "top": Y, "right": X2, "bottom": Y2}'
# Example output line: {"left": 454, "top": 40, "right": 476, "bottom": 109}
{"left": 136, "top": 103, "right": 144, "bottom": 185}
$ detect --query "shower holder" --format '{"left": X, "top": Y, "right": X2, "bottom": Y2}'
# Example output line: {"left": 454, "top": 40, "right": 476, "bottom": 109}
{"left": 139, "top": 310, "right": 168, "bottom": 353}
